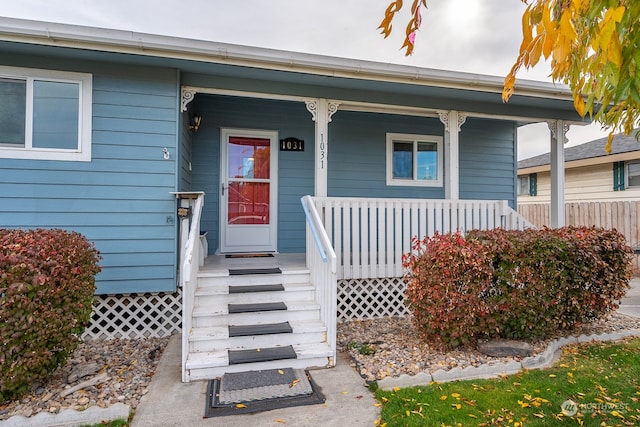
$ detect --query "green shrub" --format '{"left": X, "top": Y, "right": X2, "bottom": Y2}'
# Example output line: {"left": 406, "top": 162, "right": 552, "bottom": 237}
{"left": 403, "top": 227, "right": 632, "bottom": 349}
{"left": 0, "top": 229, "right": 101, "bottom": 402}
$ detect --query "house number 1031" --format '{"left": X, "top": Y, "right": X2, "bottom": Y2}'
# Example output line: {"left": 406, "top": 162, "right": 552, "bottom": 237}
{"left": 280, "top": 137, "right": 304, "bottom": 152}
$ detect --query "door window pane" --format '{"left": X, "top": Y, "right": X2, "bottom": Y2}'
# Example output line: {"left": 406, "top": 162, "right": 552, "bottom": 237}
{"left": 228, "top": 182, "right": 270, "bottom": 225}
{"left": 0, "top": 78, "right": 26, "bottom": 146}
{"left": 392, "top": 141, "right": 413, "bottom": 179}
{"left": 228, "top": 137, "right": 270, "bottom": 179}
{"left": 32, "top": 80, "right": 79, "bottom": 149}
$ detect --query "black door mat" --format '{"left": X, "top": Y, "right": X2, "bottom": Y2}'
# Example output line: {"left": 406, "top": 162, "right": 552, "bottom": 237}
{"left": 229, "top": 267, "right": 282, "bottom": 275}
{"left": 204, "top": 368, "right": 325, "bottom": 418}
{"left": 225, "top": 253, "right": 275, "bottom": 258}
{"left": 229, "top": 345, "right": 297, "bottom": 365}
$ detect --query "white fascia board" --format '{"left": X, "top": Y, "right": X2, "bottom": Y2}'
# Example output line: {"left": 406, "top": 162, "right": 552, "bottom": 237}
{"left": 0, "top": 17, "right": 574, "bottom": 102}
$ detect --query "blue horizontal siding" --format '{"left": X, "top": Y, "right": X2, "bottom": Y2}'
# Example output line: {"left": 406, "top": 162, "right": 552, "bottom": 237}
{"left": 329, "top": 111, "right": 445, "bottom": 199}
{"left": 459, "top": 118, "right": 517, "bottom": 206}
{"left": 0, "top": 58, "right": 180, "bottom": 294}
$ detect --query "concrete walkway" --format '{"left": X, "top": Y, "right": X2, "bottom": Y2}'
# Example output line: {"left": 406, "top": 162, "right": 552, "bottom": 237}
{"left": 618, "top": 277, "right": 640, "bottom": 318}
{"left": 131, "top": 338, "right": 380, "bottom": 427}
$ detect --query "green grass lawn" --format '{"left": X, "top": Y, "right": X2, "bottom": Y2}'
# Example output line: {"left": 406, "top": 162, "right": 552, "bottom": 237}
{"left": 375, "top": 337, "right": 640, "bottom": 426}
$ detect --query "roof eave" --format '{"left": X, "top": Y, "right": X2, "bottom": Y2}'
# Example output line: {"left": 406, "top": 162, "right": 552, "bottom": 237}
{"left": 0, "top": 16, "right": 574, "bottom": 101}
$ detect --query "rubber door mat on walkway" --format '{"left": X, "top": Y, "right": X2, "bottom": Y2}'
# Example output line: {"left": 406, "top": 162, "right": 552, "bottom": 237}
{"left": 204, "top": 368, "right": 325, "bottom": 417}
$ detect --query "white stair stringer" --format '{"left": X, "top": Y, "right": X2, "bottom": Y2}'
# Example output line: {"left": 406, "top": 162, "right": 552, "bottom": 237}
{"left": 185, "top": 269, "right": 334, "bottom": 381}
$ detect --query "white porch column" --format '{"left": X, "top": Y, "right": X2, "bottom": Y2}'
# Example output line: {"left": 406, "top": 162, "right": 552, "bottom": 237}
{"left": 549, "top": 120, "right": 568, "bottom": 228}
{"left": 306, "top": 99, "right": 339, "bottom": 197}
{"left": 439, "top": 111, "right": 466, "bottom": 200}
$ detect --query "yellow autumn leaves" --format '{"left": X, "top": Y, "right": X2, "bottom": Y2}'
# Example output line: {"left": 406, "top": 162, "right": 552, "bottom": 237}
{"left": 502, "top": 1, "right": 639, "bottom": 152}
{"left": 381, "top": 0, "right": 640, "bottom": 151}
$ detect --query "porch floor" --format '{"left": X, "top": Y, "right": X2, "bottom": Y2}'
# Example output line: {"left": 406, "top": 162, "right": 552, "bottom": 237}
{"left": 200, "top": 253, "right": 307, "bottom": 274}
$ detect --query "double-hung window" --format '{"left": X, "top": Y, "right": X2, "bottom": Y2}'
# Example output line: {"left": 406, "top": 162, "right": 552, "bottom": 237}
{"left": 0, "top": 66, "right": 92, "bottom": 161}
{"left": 386, "top": 133, "right": 443, "bottom": 187}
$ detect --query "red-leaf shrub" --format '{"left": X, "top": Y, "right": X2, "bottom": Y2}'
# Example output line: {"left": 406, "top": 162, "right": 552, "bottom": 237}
{"left": 403, "top": 227, "right": 632, "bottom": 349}
{"left": 0, "top": 229, "right": 101, "bottom": 402}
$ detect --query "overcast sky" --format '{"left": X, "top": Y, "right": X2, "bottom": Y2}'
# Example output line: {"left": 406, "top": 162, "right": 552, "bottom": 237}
{"left": 0, "top": 0, "right": 610, "bottom": 160}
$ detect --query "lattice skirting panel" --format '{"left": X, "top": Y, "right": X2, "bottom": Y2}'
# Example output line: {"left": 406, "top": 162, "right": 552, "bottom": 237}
{"left": 337, "top": 277, "right": 408, "bottom": 320}
{"left": 83, "top": 289, "right": 182, "bottom": 340}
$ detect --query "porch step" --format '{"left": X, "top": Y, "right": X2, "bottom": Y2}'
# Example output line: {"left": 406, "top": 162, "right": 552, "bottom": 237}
{"left": 229, "top": 345, "right": 296, "bottom": 364}
{"left": 192, "top": 300, "right": 321, "bottom": 327}
{"left": 229, "top": 267, "right": 282, "bottom": 275}
{"left": 195, "top": 282, "right": 315, "bottom": 305}
{"left": 185, "top": 342, "right": 333, "bottom": 379}
{"left": 229, "top": 284, "right": 284, "bottom": 293}
{"left": 189, "top": 320, "right": 327, "bottom": 352}
{"left": 228, "top": 322, "right": 292, "bottom": 337}
{"left": 196, "top": 269, "right": 310, "bottom": 287}
{"left": 228, "top": 302, "right": 287, "bottom": 314}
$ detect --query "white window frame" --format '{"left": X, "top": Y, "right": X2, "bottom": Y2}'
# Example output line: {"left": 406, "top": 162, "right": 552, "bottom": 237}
{"left": 386, "top": 133, "right": 443, "bottom": 187}
{"left": 0, "top": 66, "right": 92, "bottom": 161}
{"left": 626, "top": 161, "right": 640, "bottom": 188}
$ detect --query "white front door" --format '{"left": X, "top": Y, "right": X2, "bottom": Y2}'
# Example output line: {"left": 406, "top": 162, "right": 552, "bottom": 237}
{"left": 220, "top": 129, "right": 278, "bottom": 253}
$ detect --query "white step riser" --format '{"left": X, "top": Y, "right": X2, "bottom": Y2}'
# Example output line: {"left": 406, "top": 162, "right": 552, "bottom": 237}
{"left": 189, "top": 331, "right": 327, "bottom": 353}
{"left": 197, "top": 273, "right": 310, "bottom": 287}
{"left": 186, "top": 357, "right": 332, "bottom": 381}
{"left": 192, "top": 309, "right": 320, "bottom": 327}
{"left": 194, "top": 290, "right": 316, "bottom": 306}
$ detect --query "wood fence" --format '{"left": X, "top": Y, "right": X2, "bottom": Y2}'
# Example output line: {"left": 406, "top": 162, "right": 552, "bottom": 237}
{"left": 518, "top": 201, "right": 640, "bottom": 273}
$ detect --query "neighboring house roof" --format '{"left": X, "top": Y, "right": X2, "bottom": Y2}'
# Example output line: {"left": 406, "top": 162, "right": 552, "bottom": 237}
{"left": 0, "top": 16, "right": 585, "bottom": 122}
{"left": 518, "top": 130, "right": 640, "bottom": 173}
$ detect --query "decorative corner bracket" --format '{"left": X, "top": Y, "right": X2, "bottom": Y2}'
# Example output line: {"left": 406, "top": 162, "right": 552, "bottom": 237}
{"left": 305, "top": 99, "right": 318, "bottom": 122}
{"left": 438, "top": 111, "right": 467, "bottom": 132}
{"left": 457, "top": 113, "right": 468, "bottom": 132}
{"left": 327, "top": 101, "right": 340, "bottom": 122}
{"left": 181, "top": 88, "right": 197, "bottom": 112}
{"left": 547, "top": 120, "right": 571, "bottom": 143}
{"left": 438, "top": 111, "right": 449, "bottom": 131}
{"left": 305, "top": 99, "right": 340, "bottom": 122}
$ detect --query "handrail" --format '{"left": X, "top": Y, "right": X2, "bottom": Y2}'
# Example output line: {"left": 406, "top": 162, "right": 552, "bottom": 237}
{"left": 179, "top": 193, "right": 204, "bottom": 382}
{"left": 301, "top": 195, "right": 337, "bottom": 366}
{"left": 301, "top": 195, "right": 336, "bottom": 272}
{"left": 181, "top": 194, "right": 204, "bottom": 284}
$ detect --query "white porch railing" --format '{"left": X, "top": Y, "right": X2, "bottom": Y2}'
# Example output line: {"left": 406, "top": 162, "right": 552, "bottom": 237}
{"left": 175, "top": 192, "right": 205, "bottom": 382}
{"left": 301, "top": 195, "right": 338, "bottom": 365}
{"left": 311, "top": 197, "right": 534, "bottom": 280}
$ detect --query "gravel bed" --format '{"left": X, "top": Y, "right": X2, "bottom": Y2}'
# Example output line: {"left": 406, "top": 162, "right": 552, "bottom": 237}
{"left": 0, "top": 336, "right": 169, "bottom": 421}
{"left": 337, "top": 313, "right": 640, "bottom": 382}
